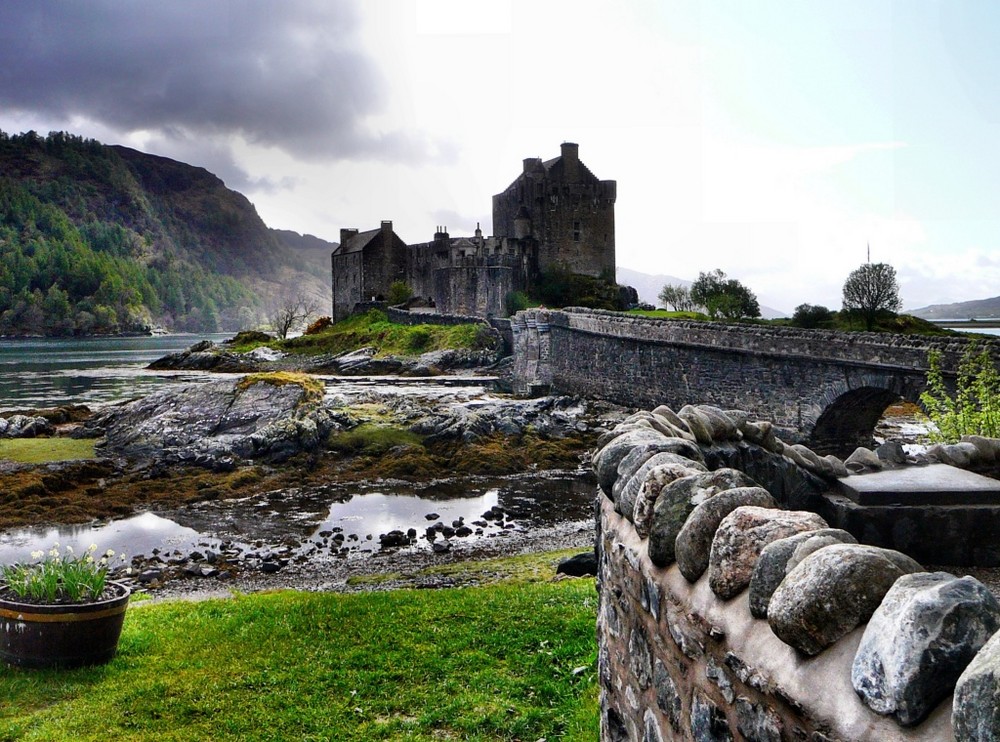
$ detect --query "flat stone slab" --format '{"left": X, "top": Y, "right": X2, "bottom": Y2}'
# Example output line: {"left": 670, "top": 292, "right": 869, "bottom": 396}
{"left": 837, "top": 464, "right": 1000, "bottom": 506}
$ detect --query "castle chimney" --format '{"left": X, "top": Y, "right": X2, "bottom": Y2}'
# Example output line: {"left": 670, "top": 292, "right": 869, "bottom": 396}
{"left": 340, "top": 227, "right": 359, "bottom": 246}
{"left": 561, "top": 142, "right": 579, "bottom": 181}
{"left": 523, "top": 157, "right": 542, "bottom": 174}
{"left": 380, "top": 220, "right": 393, "bottom": 235}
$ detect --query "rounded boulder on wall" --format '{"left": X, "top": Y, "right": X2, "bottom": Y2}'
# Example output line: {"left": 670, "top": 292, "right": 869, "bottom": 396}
{"left": 646, "top": 468, "right": 758, "bottom": 568}
{"left": 707, "top": 506, "right": 827, "bottom": 601}
{"left": 674, "top": 486, "right": 777, "bottom": 583}
{"left": 767, "top": 543, "right": 923, "bottom": 656}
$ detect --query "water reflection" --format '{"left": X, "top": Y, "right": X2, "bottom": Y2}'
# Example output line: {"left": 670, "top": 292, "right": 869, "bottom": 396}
{"left": 0, "top": 471, "right": 596, "bottom": 565}
{"left": 0, "top": 512, "right": 206, "bottom": 564}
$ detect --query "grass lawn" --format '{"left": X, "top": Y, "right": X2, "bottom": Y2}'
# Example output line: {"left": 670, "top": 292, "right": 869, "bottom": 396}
{"left": 0, "top": 575, "right": 598, "bottom": 741}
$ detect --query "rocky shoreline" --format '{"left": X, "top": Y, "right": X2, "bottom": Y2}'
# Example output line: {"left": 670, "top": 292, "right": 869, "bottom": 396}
{"left": 133, "top": 517, "right": 597, "bottom": 603}
{"left": 0, "top": 339, "right": 625, "bottom": 597}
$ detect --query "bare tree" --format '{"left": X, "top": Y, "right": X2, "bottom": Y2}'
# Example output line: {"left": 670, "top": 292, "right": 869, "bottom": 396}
{"left": 841, "top": 262, "right": 901, "bottom": 331}
{"left": 268, "top": 293, "right": 319, "bottom": 339}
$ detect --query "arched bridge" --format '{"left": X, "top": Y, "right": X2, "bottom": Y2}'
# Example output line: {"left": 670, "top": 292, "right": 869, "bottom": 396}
{"left": 510, "top": 308, "right": 996, "bottom": 451}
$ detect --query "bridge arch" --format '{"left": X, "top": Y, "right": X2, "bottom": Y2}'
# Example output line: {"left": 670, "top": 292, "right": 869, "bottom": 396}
{"left": 807, "top": 370, "right": 926, "bottom": 453}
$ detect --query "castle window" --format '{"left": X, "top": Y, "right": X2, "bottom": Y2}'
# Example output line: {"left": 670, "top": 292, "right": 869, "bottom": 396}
{"left": 573, "top": 221, "right": 581, "bottom": 242}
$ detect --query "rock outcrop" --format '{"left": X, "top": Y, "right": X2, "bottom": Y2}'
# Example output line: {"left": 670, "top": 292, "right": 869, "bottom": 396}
{"left": 82, "top": 376, "right": 341, "bottom": 466}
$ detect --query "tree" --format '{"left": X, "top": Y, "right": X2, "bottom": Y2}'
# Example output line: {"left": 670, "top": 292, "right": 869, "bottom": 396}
{"left": 791, "top": 303, "right": 835, "bottom": 329}
{"left": 689, "top": 269, "right": 761, "bottom": 320}
{"left": 387, "top": 280, "right": 414, "bottom": 306}
{"left": 267, "top": 292, "right": 319, "bottom": 339}
{"left": 658, "top": 283, "right": 694, "bottom": 312}
{"left": 841, "top": 262, "right": 901, "bottom": 331}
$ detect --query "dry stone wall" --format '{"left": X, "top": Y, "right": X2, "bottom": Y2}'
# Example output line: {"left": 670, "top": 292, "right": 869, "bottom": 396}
{"left": 595, "top": 403, "right": 1000, "bottom": 741}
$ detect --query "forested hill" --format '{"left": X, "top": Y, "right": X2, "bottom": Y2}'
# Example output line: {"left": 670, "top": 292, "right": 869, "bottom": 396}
{"left": 0, "top": 130, "right": 328, "bottom": 335}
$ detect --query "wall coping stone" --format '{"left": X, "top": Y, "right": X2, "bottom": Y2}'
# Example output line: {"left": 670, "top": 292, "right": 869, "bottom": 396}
{"left": 602, "top": 496, "right": 956, "bottom": 741}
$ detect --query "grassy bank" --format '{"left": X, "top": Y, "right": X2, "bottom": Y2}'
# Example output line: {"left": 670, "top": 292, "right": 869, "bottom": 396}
{"left": 233, "top": 309, "right": 499, "bottom": 357}
{"left": 0, "top": 568, "right": 598, "bottom": 740}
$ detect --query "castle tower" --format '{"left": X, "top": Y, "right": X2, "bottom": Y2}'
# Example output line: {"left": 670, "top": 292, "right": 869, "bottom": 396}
{"left": 492, "top": 142, "right": 616, "bottom": 278}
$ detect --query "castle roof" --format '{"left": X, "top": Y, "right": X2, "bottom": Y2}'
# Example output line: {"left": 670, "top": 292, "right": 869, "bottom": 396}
{"left": 498, "top": 151, "right": 599, "bottom": 194}
{"left": 332, "top": 227, "right": 381, "bottom": 255}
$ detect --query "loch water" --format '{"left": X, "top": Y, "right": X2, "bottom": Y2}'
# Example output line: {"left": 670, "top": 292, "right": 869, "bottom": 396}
{"left": 0, "top": 335, "right": 596, "bottom": 567}
{"left": 0, "top": 333, "right": 232, "bottom": 411}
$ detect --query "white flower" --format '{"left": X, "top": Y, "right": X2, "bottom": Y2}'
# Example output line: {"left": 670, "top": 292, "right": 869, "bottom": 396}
{"left": 105, "top": 549, "right": 115, "bottom": 558}
{"left": 65, "top": 545, "right": 74, "bottom": 555}
{"left": 30, "top": 550, "right": 43, "bottom": 560}
{"left": 88, "top": 544, "right": 98, "bottom": 553}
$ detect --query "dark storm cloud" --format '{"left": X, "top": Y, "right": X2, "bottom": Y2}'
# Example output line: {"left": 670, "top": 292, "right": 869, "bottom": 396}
{"left": 0, "top": 1, "right": 429, "bottom": 162}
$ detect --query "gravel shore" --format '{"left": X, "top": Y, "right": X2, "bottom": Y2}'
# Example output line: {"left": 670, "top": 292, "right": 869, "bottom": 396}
{"left": 142, "top": 518, "right": 597, "bottom": 602}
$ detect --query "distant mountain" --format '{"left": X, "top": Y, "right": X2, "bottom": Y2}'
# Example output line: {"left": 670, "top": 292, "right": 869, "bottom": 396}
{"left": 909, "top": 296, "right": 1000, "bottom": 320}
{"left": 616, "top": 265, "right": 786, "bottom": 319}
{"left": 616, "top": 266, "right": 691, "bottom": 306}
{"left": 270, "top": 229, "right": 337, "bottom": 281}
{"left": 0, "top": 130, "right": 327, "bottom": 335}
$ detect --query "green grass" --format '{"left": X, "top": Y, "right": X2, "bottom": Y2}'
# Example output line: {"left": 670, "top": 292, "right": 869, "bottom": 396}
{"left": 279, "top": 310, "right": 499, "bottom": 357}
{"left": 327, "top": 422, "right": 424, "bottom": 456}
{"left": 0, "top": 577, "right": 598, "bottom": 741}
{"left": 629, "top": 308, "right": 960, "bottom": 336}
{"left": 628, "top": 308, "right": 710, "bottom": 321}
{"left": 345, "top": 547, "right": 587, "bottom": 587}
{"left": 0, "top": 438, "right": 95, "bottom": 463}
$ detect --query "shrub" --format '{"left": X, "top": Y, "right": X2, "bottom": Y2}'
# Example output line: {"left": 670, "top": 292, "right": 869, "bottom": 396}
{"left": 791, "top": 304, "right": 835, "bottom": 329}
{"left": 304, "top": 316, "right": 333, "bottom": 335}
{"left": 920, "top": 342, "right": 1000, "bottom": 442}
{"left": 387, "top": 281, "right": 414, "bottom": 306}
{"left": 505, "top": 290, "right": 531, "bottom": 315}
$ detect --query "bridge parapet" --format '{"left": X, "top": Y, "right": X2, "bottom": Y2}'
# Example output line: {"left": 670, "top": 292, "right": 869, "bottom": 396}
{"left": 511, "top": 308, "right": 1000, "bottom": 447}
{"left": 554, "top": 307, "right": 996, "bottom": 372}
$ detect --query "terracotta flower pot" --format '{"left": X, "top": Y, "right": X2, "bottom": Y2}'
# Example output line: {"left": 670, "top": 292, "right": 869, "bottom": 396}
{"left": 0, "top": 580, "right": 131, "bottom": 669}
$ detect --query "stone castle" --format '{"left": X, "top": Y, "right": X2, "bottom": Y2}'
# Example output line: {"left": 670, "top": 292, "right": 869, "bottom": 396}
{"left": 331, "top": 142, "right": 616, "bottom": 320}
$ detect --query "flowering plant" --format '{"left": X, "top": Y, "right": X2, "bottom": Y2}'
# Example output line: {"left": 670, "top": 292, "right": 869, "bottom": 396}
{"left": 1, "top": 544, "right": 127, "bottom": 604}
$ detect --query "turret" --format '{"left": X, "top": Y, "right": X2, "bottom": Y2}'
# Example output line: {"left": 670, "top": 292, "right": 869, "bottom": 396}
{"left": 561, "top": 142, "right": 579, "bottom": 181}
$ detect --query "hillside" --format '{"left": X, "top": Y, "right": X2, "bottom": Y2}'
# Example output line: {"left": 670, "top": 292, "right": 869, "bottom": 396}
{"left": 910, "top": 295, "right": 1000, "bottom": 320}
{"left": 270, "top": 228, "right": 337, "bottom": 281}
{"left": 0, "top": 130, "right": 327, "bottom": 335}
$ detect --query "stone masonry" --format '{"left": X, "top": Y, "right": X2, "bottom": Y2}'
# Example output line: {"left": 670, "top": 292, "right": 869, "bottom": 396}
{"left": 596, "top": 405, "right": 1000, "bottom": 740}
{"left": 332, "top": 143, "right": 616, "bottom": 320}
{"left": 512, "top": 307, "right": 999, "bottom": 450}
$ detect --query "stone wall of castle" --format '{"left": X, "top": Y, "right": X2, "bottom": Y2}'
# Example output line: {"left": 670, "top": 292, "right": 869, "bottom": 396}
{"left": 331, "top": 251, "right": 362, "bottom": 321}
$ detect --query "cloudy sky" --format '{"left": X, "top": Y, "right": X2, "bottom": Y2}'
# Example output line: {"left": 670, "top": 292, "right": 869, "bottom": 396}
{"left": 1, "top": 0, "right": 997, "bottom": 313}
